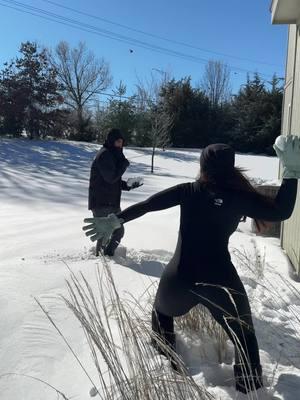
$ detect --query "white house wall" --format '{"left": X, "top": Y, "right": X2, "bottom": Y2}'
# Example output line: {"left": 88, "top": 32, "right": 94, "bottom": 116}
{"left": 282, "top": 24, "right": 300, "bottom": 275}
{"left": 286, "top": 25, "right": 297, "bottom": 82}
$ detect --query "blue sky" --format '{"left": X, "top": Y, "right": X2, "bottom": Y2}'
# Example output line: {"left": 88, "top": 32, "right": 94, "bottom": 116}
{"left": 0, "top": 0, "right": 287, "bottom": 98}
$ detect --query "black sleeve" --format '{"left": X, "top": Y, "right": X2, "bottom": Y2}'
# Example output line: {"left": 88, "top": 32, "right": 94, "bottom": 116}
{"left": 117, "top": 184, "right": 186, "bottom": 223}
{"left": 237, "top": 179, "right": 298, "bottom": 221}
{"left": 97, "top": 151, "right": 129, "bottom": 184}
{"left": 121, "top": 180, "right": 130, "bottom": 191}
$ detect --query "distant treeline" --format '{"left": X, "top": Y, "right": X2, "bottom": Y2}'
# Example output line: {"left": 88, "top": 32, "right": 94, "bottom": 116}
{"left": 0, "top": 41, "right": 283, "bottom": 154}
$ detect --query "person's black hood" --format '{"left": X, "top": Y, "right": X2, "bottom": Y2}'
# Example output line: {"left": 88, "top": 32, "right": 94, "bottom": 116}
{"left": 200, "top": 143, "right": 235, "bottom": 178}
{"left": 104, "top": 129, "right": 125, "bottom": 148}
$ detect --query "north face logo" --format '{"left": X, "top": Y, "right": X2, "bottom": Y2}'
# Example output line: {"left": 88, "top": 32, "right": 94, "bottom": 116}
{"left": 214, "top": 198, "right": 223, "bottom": 206}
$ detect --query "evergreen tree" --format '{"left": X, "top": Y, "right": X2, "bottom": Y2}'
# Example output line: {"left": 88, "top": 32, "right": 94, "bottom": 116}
{"left": 207, "top": 102, "right": 235, "bottom": 145}
{"left": 98, "top": 83, "right": 136, "bottom": 144}
{"left": 0, "top": 64, "right": 26, "bottom": 135}
{"left": 0, "top": 41, "right": 62, "bottom": 138}
{"left": 132, "top": 109, "right": 152, "bottom": 146}
{"left": 159, "top": 78, "right": 210, "bottom": 148}
{"left": 259, "top": 75, "right": 283, "bottom": 154}
{"left": 231, "top": 73, "right": 283, "bottom": 153}
{"left": 231, "top": 73, "right": 266, "bottom": 152}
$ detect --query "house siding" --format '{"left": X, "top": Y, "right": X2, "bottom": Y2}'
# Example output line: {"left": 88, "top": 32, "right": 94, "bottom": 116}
{"left": 281, "top": 25, "right": 300, "bottom": 274}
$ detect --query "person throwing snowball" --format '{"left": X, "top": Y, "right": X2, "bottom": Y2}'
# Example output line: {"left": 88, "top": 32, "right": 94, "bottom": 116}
{"left": 83, "top": 135, "right": 300, "bottom": 393}
{"left": 88, "top": 128, "right": 143, "bottom": 256}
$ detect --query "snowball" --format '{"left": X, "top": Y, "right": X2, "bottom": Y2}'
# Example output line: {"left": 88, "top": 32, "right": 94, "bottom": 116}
{"left": 127, "top": 177, "right": 144, "bottom": 187}
{"left": 275, "top": 135, "right": 286, "bottom": 151}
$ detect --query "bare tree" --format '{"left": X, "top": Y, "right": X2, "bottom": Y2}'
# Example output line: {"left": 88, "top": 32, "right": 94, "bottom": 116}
{"left": 201, "top": 60, "right": 231, "bottom": 107}
{"left": 150, "top": 107, "right": 173, "bottom": 173}
{"left": 135, "top": 69, "right": 171, "bottom": 111}
{"left": 52, "top": 41, "right": 112, "bottom": 136}
{"left": 135, "top": 71, "right": 173, "bottom": 172}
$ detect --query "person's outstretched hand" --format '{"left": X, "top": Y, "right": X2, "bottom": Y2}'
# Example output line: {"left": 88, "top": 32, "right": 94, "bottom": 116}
{"left": 83, "top": 214, "right": 123, "bottom": 245}
{"left": 273, "top": 135, "right": 300, "bottom": 179}
{"left": 127, "top": 177, "right": 144, "bottom": 190}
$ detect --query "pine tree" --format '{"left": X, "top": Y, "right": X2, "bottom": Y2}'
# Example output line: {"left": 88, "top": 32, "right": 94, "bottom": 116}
{"left": 98, "top": 83, "right": 136, "bottom": 144}
{"left": 0, "top": 63, "right": 26, "bottom": 135}
{"left": 0, "top": 41, "right": 63, "bottom": 138}
{"left": 231, "top": 73, "right": 283, "bottom": 153}
{"left": 159, "top": 78, "right": 210, "bottom": 148}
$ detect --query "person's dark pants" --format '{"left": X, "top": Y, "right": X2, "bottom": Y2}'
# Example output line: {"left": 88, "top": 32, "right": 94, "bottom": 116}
{"left": 151, "top": 309, "right": 175, "bottom": 354}
{"left": 92, "top": 206, "right": 124, "bottom": 256}
{"left": 151, "top": 309, "right": 183, "bottom": 372}
{"left": 151, "top": 280, "right": 263, "bottom": 392}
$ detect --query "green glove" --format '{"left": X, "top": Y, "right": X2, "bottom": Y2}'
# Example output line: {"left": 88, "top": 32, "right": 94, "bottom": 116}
{"left": 273, "top": 135, "right": 300, "bottom": 179}
{"left": 83, "top": 214, "right": 124, "bottom": 245}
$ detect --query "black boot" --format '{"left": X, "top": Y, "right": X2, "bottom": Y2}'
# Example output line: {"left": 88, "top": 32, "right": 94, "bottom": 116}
{"left": 151, "top": 331, "right": 176, "bottom": 357}
{"left": 234, "top": 364, "right": 263, "bottom": 393}
{"left": 95, "top": 240, "right": 102, "bottom": 256}
{"left": 151, "top": 309, "right": 176, "bottom": 356}
{"left": 103, "top": 247, "right": 115, "bottom": 257}
{"left": 103, "top": 239, "right": 119, "bottom": 257}
{"left": 151, "top": 332, "right": 185, "bottom": 373}
{"left": 151, "top": 309, "right": 185, "bottom": 373}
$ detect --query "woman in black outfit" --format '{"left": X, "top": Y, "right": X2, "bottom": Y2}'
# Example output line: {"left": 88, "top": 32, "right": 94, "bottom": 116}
{"left": 83, "top": 135, "right": 300, "bottom": 393}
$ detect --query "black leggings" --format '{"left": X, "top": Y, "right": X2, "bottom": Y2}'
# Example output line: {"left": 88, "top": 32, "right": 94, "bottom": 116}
{"left": 152, "top": 281, "right": 260, "bottom": 369}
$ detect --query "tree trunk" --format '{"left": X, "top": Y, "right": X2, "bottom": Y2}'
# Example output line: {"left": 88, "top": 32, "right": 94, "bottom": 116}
{"left": 151, "top": 145, "right": 155, "bottom": 174}
{"left": 77, "top": 105, "right": 84, "bottom": 136}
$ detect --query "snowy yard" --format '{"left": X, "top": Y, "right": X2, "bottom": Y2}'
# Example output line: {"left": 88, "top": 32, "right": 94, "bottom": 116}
{"left": 0, "top": 138, "right": 300, "bottom": 399}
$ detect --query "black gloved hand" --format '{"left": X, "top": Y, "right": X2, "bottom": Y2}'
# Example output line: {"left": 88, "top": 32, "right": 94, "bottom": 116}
{"left": 130, "top": 181, "right": 143, "bottom": 189}
{"left": 127, "top": 177, "right": 144, "bottom": 190}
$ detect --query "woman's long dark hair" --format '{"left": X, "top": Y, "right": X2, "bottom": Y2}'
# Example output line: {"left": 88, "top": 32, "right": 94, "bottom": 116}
{"left": 199, "top": 166, "right": 273, "bottom": 232}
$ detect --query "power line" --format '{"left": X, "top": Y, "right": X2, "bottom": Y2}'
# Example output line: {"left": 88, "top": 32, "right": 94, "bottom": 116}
{"left": 0, "top": 0, "right": 218, "bottom": 65}
{"left": 1, "top": 0, "right": 278, "bottom": 77}
{"left": 40, "top": 0, "right": 282, "bottom": 69}
{"left": 0, "top": 1, "right": 196, "bottom": 62}
{"left": 0, "top": 0, "right": 279, "bottom": 78}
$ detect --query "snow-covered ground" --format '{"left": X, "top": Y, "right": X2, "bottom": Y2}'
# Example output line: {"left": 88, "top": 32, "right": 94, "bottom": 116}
{"left": 0, "top": 138, "right": 299, "bottom": 399}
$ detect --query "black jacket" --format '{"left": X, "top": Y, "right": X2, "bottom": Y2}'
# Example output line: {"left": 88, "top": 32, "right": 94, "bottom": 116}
{"left": 118, "top": 179, "right": 297, "bottom": 279}
{"left": 118, "top": 178, "right": 297, "bottom": 317}
{"left": 88, "top": 145, "right": 130, "bottom": 209}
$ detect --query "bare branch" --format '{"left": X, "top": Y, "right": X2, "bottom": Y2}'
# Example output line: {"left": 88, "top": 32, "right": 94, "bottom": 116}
{"left": 201, "top": 60, "right": 231, "bottom": 107}
{"left": 51, "top": 41, "right": 112, "bottom": 134}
